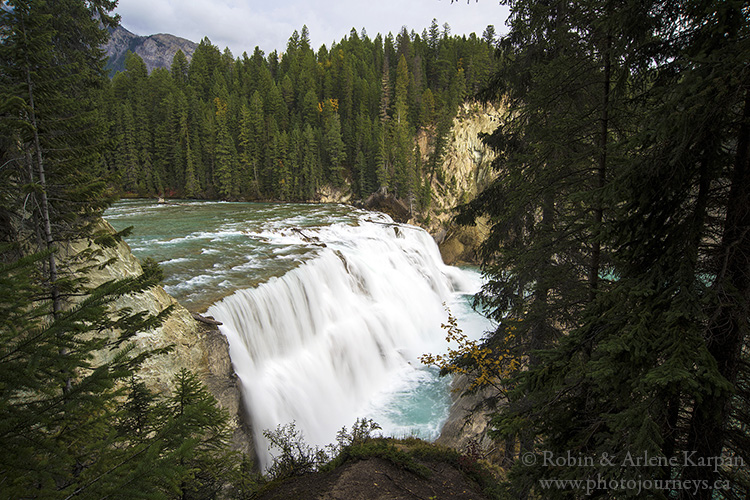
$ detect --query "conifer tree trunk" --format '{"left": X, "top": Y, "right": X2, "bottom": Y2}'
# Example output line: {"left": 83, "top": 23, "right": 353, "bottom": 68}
{"left": 589, "top": 34, "right": 611, "bottom": 301}
{"left": 682, "top": 90, "right": 750, "bottom": 499}
{"left": 22, "top": 25, "right": 61, "bottom": 318}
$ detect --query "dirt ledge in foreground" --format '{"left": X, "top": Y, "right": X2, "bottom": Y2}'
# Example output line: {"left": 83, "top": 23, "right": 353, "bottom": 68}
{"left": 255, "top": 454, "right": 494, "bottom": 500}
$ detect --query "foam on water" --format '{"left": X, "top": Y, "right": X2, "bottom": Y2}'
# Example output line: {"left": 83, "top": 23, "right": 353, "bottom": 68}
{"left": 161, "top": 257, "right": 192, "bottom": 266}
{"left": 207, "top": 213, "right": 489, "bottom": 469}
{"left": 105, "top": 201, "right": 493, "bottom": 469}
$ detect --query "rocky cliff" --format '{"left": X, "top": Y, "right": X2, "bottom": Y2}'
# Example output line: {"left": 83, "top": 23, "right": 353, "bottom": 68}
{"left": 435, "top": 374, "right": 505, "bottom": 463}
{"left": 69, "top": 220, "right": 253, "bottom": 458}
{"left": 105, "top": 25, "right": 197, "bottom": 74}
{"left": 421, "top": 102, "right": 503, "bottom": 265}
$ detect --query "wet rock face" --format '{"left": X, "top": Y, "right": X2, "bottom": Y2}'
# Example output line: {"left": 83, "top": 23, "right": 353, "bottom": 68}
{"left": 436, "top": 374, "right": 504, "bottom": 464}
{"left": 438, "top": 221, "right": 491, "bottom": 266}
{"left": 68, "top": 220, "right": 254, "bottom": 458}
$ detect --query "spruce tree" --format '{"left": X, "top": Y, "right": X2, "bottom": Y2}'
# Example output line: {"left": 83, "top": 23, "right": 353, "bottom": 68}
{"left": 453, "top": 1, "right": 750, "bottom": 498}
{"left": 323, "top": 110, "right": 346, "bottom": 187}
{"left": 96, "top": 14, "right": 501, "bottom": 202}
{"left": 301, "top": 123, "right": 320, "bottom": 198}
{"left": 213, "top": 97, "right": 239, "bottom": 199}
{"left": 0, "top": 3, "right": 246, "bottom": 497}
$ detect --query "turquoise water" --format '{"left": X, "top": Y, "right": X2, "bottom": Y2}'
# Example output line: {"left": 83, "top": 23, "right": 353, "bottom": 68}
{"left": 105, "top": 200, "right": 364, "bottom": 310}
{"left": 105, "top": 200, "right": 493, "bottom": 466}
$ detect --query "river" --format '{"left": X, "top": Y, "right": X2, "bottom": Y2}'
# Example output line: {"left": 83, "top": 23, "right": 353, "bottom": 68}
{"left": 105, "top": 200, "right": 493, "bottom": 468}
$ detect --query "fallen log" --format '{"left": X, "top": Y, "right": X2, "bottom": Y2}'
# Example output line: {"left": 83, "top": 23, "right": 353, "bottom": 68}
{"left": 191, "top": 312, "right": 223, "bottom": 326}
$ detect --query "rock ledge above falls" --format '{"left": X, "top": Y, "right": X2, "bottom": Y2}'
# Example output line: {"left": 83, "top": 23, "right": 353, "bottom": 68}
{"left": 71, "top": 219, "right": 254, "bottom": 458}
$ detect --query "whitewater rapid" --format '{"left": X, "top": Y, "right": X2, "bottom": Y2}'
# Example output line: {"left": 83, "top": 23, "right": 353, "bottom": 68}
{"left": 206, "top": 212, "right": 487, "bottom": 469}
{"left": 105, "top": 201, "right": 491, "bottom": 470}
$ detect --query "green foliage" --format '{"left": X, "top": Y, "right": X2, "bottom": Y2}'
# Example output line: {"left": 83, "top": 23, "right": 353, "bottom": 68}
{"left": 264, "top": 418, "right": 382, "bottom": 480}
{"left": 331, "top": 439, "right": 433, "bottom": 479}
{"left": 422, "top": 306, "right": 519, "bottom": 391}
{"left": 263, "top": 422, "right": 332, "bottom": 480}
{"left": 454, "top": 0, "right": 750, "bottom": 498}
{"left": 0, "top": 4, "right": 252, "bottom": 498}
{"left": 335, "top": 434, "right": 503, "bottom": 498}
{"left": 0, "top": 246, "right": 166, "bottom": 498}
{"left": 163, "top": 369, "right": 239, "bottom": 499}
{"left": 102, "top": 22, "right": 500, "bottom": 203}
{"left": 260, "top": 419, "right": 503, "bottom": 498}
{"left": 334, "top": 417, "right": 382, "bottom": 449}
{"left": 0, "top": 267, "right": 244, "bottom": 498}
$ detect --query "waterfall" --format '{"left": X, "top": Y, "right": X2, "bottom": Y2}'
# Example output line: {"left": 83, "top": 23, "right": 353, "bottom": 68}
{"left": 206, "top": 214, "right": 479, "bottom": 469}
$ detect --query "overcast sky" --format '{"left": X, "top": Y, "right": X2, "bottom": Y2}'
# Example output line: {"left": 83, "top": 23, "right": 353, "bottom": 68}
{"left": 114, "top": 0, "right": 511, "bottom": 57}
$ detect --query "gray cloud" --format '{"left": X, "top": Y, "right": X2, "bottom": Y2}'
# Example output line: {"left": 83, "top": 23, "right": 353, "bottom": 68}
{"left": 115, "top": 0, "right": 509, "bottom": 56}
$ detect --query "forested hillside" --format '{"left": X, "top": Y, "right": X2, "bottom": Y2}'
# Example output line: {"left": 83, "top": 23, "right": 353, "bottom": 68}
{"left": 0, "top": 1, "right": 253, "bottom": 496}
{"left": 102, "top": 22, "right": 501, "bottom": 204}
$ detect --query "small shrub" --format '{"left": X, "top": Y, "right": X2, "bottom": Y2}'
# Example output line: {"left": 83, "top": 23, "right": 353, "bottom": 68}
{"left": 264, "top": 418, "right": 381, "bottom": 480}
{"left": 263, "top": 422, "right": 331, "bottom": 480}
{"left": 335, "top": 417, "right": 381, "bottom": 448}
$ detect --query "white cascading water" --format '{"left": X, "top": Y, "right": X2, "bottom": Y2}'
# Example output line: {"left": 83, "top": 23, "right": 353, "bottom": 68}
{"left": 207, "top": 213, "right": 478, "bottom": 469}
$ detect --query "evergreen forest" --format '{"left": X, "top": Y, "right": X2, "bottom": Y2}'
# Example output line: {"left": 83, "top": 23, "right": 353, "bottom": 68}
{"left": 0, "top": 1, "right": 250, "bottom": 497}
{"left": 103, "top": 22, "right": 501, "bottom": 204}
{"left": 444, "top": 0, "right": 750, "bottom": 498}
{"left": 1, "top": 0, "right": 749, "bottom": 498}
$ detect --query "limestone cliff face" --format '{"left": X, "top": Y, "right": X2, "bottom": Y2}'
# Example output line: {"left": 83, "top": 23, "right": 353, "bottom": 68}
{"left": 70, "top": 220, "right": 253, "bottom": 457}
{"left": 422, "top": 102, "right": 503, "bottom": 265}
{"left": 430, "top": 102, "right": 501, "bottom": 216}
{"left": 316, "top": 184, "right": 353, "bottom": 204}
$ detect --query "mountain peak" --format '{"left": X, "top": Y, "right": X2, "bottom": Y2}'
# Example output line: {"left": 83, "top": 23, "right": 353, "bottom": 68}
{"left": 104, "top": 25, "right": 198, "bottom": 75}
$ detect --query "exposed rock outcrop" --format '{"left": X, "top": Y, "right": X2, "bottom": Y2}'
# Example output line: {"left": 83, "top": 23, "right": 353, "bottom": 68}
{"left": 69, "top": 220, "right": 253, "bottom": 458}
{"left": 316, "top": 184, "right": 353, "bottom": 204}
{"left": 437, "top": 219, "right": 491, "bottom": 266}
{"left": 361, "top": 190, "right": 411, "bottom": 223}
{"left": 436, "top": 374, "right": 503, "bottom": 463}
{"left": 104, "top": 25, "right": 198, "bottom": 74}
{"left": 422, "top": 102, "right": 503, "bottom": 264}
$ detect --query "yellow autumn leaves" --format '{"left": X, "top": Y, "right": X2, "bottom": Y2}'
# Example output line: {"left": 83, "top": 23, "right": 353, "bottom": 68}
{"left": 214, "top": 97, "right": 228, "bottom": 117}
{"left": 317, "top": 98, "right": 339, "bottom": 114}
{"left": 420, "top": 305, "right": 521, "bottom": 391}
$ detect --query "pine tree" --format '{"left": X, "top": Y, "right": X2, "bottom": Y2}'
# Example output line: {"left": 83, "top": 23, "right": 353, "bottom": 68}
{"left": 213, "top": 97, "right": 239, "bottom": 199}
{"left": 0, "top": 5, "right": 250, "bottom": 496}
{"left": 116, "top": 101, "right": 141, "bottom": 192}
{"left": 238, "top": 103, "right": 254, "bottom": 197}
{"left": 392, "top": 54, "right": 415, "bottom": 199}
{"left": 482, "top": 25, "right": 496, "bottom": 46}
{"left": 275, "top": 130, "right": 292, "bottom": 200}
{"left": 248, "top": 91, "right": 266, "bottom": 197}
{"left": 163, "top": 369, "right": 237, "bottom": 499}
{"left": 172, "top": 49, "right": 189, "bottom": 87}
{"left": 453, "top": 1, "right": 750, "bottom": 498}
{"left": 300, "top": 123, "right": 320, "bottom": 198}
{"left": 0, "top": 243, "right": 179, "bottom": 497}
{"left": 99, "top": 17, "right": 502, "bottom": 203}
{"left": 323, "top": 110, "right": 346, "bottom": 187}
